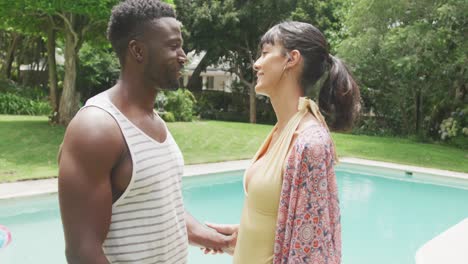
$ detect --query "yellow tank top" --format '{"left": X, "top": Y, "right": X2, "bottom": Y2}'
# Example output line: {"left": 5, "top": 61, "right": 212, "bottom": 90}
{"left": 233, "top": 97, "right": 334, "bottom": 264}
{"left": 232, "top": 126, "right": 281, "bottom": 264}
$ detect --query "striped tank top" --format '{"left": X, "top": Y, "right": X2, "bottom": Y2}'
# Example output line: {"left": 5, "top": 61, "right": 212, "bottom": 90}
{"left": 83, "top": 92, "right": 188, "bottom": 264}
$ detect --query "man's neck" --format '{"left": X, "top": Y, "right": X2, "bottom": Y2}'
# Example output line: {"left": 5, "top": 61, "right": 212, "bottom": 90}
{"left": 114, "top": 72, "right": 158, "bottom": 115}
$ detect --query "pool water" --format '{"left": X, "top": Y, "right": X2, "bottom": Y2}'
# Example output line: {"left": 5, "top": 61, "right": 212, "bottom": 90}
{"left": 1, "top": 168, "right": 468, "bottom": 264}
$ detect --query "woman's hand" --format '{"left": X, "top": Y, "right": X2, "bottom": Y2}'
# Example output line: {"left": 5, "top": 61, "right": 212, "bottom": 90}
{"left": 201, "top": 222, "right": 239, "bottom": 255}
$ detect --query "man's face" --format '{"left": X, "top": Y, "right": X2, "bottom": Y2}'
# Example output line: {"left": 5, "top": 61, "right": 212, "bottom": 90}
{"left": 144, "top": 17, "right": 186, "bottom": 90}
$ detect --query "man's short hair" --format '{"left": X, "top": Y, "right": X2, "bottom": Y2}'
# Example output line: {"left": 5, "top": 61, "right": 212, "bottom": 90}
{"left": 107, "top": 0, "right": 176, "bottom": 63}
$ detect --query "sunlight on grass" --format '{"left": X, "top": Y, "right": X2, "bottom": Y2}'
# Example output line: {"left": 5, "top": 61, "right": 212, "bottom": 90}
{"left": 0, "top": 115, "right": 466, "bottom": 182}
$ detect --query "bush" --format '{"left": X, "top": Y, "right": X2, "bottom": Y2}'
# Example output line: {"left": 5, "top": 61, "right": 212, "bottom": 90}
{"left": 193, "top": 90, "right": 232, "bottom": 117}
{"left": 0, "top": 92, "right": 51, "bottom": 115}
{"left": 438, "top": 107, "right": 468, "bottom": 149}
{"left": 0, "top": 79, "right": 48, "bottom": 100}
{"left": 352, "top": 116, "right": 395, "bottom": 136}
{"left": 164, "top": 89, "right": 196, "bottom": 122}
{"left": 448, "top": 135, "right": 468, "bottom": 150}
{"left": 192, "top": 90, "right": 275, "bottom": 124}
{"left": 77, "top": 43, "right": 120, "bottom": 102}
{"left": 160, "top": 111, "right": 176, "bottom": 122}
{"left": 31, "top": 101, "right": 52, "bottom": 116}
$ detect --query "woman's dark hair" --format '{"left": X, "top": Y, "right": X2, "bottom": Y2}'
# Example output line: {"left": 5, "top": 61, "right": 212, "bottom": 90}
{"left": 260, "top": 21, "right": 361, "bottom": 131}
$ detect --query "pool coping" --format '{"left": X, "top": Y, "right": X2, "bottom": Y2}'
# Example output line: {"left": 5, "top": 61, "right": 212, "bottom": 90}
{"left": 415, "top": 217, "right": 468, "bottom": 264}
{"left": 0, "top": 157, "right": 467, "bottom": 200}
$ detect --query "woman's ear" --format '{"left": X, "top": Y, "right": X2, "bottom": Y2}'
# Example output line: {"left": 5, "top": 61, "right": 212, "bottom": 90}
{"left": 284, "top": 49, "right": 302, "bottom": 71}
{"left": 287, "top": 49, "right": 301, "bottom": 68}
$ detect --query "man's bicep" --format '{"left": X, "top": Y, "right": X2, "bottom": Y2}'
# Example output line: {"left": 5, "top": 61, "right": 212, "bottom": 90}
{"left": 58, "top": 145, "right": 113, "bottom": 252}
{"left": 58, "top": 111, "right": 122, "bottom": 255}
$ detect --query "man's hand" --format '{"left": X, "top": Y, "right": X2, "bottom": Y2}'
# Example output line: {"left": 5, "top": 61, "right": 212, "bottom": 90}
{"left": 202, "top": 222, "right": 239, "bottom": 255}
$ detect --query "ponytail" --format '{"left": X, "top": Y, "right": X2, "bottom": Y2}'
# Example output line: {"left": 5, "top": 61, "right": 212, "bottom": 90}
{"left": 319, "top": 55, "right": 361, "bottom": 131}
{"left": 258, "top": 21, "right": 361, "bottom": 130}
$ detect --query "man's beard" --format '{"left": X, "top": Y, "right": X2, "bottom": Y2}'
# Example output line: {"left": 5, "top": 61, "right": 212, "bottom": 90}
{"left": 162, "top": 66, "right": 181, "bottom": 91}
{"left": 165, "top": 77, "right": 180, "bottom": 90}
{"left": 146, "top": 67, "right": 180, "bottom": 91}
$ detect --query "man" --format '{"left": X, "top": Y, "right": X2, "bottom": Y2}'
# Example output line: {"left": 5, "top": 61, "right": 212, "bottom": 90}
{"left": 58, "top": 1, "right": 234, "bottom": 263}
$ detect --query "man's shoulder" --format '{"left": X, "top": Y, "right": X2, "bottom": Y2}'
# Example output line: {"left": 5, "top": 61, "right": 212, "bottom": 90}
{"left": 71, "top": 106, "right": 118, "bottom": 132}
{"left": 64, "top": 106, "right": 124, "bottom": 155}
{"left": 84, "top": 91, "right": 108, "bottom": 106}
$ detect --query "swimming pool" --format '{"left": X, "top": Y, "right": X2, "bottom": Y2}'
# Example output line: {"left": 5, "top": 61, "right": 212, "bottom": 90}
{"left": 1, "top": 167, "right": 468, "bottom": 264}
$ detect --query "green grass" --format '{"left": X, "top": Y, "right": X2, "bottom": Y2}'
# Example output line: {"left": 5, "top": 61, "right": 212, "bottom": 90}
{"left": 0, "top": 115, "right": 466, "bottom": 182}
{"left": 168, "top": 121, "right": 272, "bottom": 164}
{"left": 0, "top": 116, "right": 65, "bottom": 182}
{"left": 332, "top": 133, "right": 467, "bottom": 171}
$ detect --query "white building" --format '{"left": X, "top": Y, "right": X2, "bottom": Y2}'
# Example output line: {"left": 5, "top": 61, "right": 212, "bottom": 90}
{"left": 181, "top": 51, "right": 238, "bottom": 92}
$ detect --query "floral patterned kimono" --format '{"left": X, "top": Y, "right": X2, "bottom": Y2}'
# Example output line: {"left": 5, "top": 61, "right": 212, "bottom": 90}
{"left": 273, "top": 98, "right": 341, "bottom": 264}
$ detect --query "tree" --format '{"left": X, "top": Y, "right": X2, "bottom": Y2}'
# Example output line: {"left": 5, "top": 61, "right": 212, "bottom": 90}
{"left": 0, "top": 0, "right": 119, "bottom": 125}
{"left": 337, "top": 0, "right": 467, "bottom": 137}
{"left": 0, "top": 1, "right": 59, "bottom": 116}
{"left": 42, "top": 1, "right": 118, "bottom": 125}
{"left": 176, "top": 0, "right": 342, "bottom": 123}
{"left": 46, "top": 18, "right": 59, "bottom": 114}
{"left": 1, "top": 32, "right": 23, "bottom": 79}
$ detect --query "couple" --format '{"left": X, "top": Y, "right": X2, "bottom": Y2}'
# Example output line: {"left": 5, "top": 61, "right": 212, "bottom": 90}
{"left": 57, "top": 0, "right": 360, "bottom": 264}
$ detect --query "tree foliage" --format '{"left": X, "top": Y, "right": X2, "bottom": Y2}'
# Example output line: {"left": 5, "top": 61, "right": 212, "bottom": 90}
{"left": 0, "top": 0, "right": 122, "bottom": 125}
{"left": 175, "top": 0, "right": 342, "bottom": 123}
{"left": 337, "top": 0, "right": 467, "bottom": 138}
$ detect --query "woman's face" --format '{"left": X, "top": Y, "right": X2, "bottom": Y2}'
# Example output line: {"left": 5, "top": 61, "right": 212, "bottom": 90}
{"left": 253, "top": 43, "right": 289, "bottom": 97}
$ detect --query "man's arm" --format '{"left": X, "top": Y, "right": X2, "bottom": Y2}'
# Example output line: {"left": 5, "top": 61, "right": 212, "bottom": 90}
{"left": 185, "top": 211, "right": 236, "bottom": 255}
{"left": 58, "top": 108, "right": 124, "bottom": 264}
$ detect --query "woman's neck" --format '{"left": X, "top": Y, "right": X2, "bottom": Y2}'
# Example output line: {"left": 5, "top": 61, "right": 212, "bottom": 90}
{"left": 269, "top": 83, "right": 302, "bottom": 132}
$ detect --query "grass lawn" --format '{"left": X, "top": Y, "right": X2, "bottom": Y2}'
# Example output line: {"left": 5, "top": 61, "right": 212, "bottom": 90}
{"left": 0, "top": 115, "right": 466, "bottom": 182}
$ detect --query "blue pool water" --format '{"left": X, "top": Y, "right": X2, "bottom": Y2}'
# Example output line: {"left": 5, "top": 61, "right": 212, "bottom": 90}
{"left": 1, "top": 168, "right": 468, "bottom": 264}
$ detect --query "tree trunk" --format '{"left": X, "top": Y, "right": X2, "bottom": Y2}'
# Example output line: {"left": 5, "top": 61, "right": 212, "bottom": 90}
{"left": 46, "top": 26, "right": 59, "bottom": 120}
{"left": 3, "top": 33, "right": 21, "bottom": 79}
{"left": 454, "top": 68, "right": 466, "bottom": 103}
{"left": 235, "top": 56, "right": 257, "bottom": 124}
{"left": 396, "top": 87, "right": 409, "bottom": 135}
{"left": 186, "top": 51, "right": 210, "bottom": 92}
{"left": 455, "top": 83, "right": 466, "bottom": 102}
{"left": 58, "top": 28, "right": 80, "bottom": 126}
{"left": 249, "top": 82, "right": 256, "bottom": 123}
{"left": 415, "top": 88, "right": 422, "bottom": 135}
{"left": 247, "top": 52, "right": 256, "bottom": 124}
{"left": 14, "top": 36, "right": 28, "bottom": 82}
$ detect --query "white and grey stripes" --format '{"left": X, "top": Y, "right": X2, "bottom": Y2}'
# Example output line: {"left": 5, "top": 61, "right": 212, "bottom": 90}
{"left": 83, "top": 92, "right": 188, "bottom": 264}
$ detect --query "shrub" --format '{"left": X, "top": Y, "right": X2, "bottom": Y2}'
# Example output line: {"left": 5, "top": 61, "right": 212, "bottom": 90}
{"left": 160, "top": 111, "right": 176, "bottom": 122}
{"left": 448, "top": 135, "right": 468, "bottom": 150}
{"left": 193, "top": 90, "right": 232, "bottom": 117}
{"left": 164, "top": 89, "right": 196, "bottom": 122}
{"left": 438, "top": 107, "right": 468, "bottom": 149}
{"left": 0, "top": 79, "right": 48, "bottom": 100}
{"left": 0, "top": 92, "right": 51, "bottom": 115}
{"left": 31, "top": 101, "right": 52, "bottom": 116}
{"left": 352, "top": 116, "right": 394, "bottom": 136}
{"left": 77, "top": 43, "right": 120, "bottom": 101}
{"left": 192, "top": 90, "right": 275, "bottom": 124}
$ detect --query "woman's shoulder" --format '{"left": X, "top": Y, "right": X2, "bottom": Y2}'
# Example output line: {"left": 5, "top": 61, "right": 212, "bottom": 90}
{"left": 295, "top": 121, "right": 332, "bottom": 147}
{"left": 290, "top": 122, "right": 335, "bottom": 164}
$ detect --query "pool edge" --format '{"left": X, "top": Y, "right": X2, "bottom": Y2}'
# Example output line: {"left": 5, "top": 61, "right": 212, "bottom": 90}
{"left": 1, "top": 157, "right": 467, "bottom": 200}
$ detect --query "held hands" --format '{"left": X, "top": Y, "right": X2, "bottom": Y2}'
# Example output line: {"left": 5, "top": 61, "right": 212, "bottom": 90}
{"left": 201, "top": 222, "right": 239, "bottom": 255}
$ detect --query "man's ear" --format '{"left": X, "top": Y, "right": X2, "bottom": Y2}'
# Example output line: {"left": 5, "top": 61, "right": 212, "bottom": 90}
{"left": 128, "top": 40, "right": 145, "bottom": 63}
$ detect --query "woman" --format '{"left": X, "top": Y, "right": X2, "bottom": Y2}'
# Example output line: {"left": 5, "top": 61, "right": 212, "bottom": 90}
{"left": 207, "top": 21, "right": 360, "bottom": 264}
